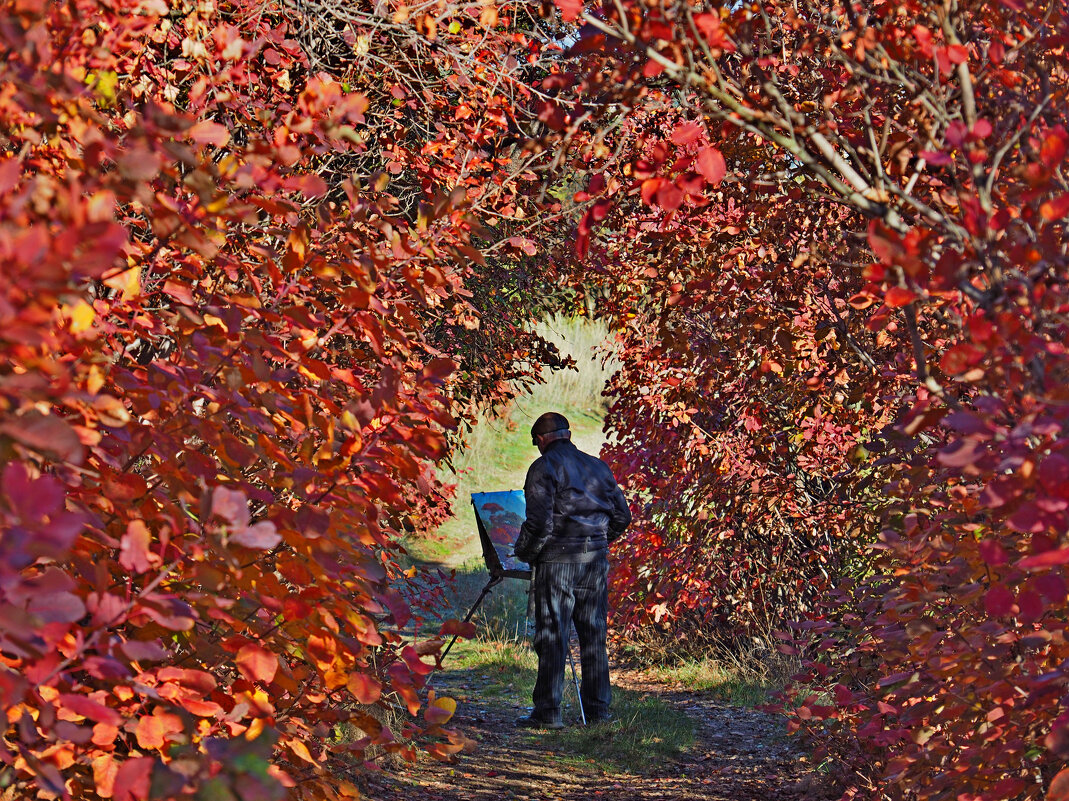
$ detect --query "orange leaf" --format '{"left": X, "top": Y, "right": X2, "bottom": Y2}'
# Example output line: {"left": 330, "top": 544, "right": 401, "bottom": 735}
{"left": 92, "top": 754, "right": 119, "bottom": 799}
{"left": 286, "top": 737, "right": 318, "bottom": 765}
{"left": 424, "top": 695, "right": 457, "bottom": 725}
{"left": 236, "top": 643, "right": 278, "bottom": 683}
{"left": 134, "top": 709, "right": 183, "bottom": 750}
{"left": 640, "top": 178, "right": 662, "bottom": 205}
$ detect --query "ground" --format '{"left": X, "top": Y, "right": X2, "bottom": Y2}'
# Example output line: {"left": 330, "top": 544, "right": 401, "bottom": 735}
{"left": 363, "top": 658, "right": 834, "bottom": 801}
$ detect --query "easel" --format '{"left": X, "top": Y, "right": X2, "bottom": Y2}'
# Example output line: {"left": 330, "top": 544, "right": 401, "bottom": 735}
{"left": 439, "top": 495, "right": 586, "bottom": 725}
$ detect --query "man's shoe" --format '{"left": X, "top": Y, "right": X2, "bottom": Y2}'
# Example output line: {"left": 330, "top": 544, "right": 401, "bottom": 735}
{"left": 586, "top": 713, "right": 613, "bottom": 725}
{"left": 516, "top": 714, "right": 565, "bottom": 730}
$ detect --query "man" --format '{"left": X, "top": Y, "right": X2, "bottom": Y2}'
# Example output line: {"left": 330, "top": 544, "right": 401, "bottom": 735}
{"left": 513, "top": 412, "right": 631, "bottom": 728}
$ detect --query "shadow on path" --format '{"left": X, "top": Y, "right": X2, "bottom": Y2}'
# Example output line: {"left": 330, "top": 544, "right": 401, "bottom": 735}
{"left": 363, "top": 665, "right": 836, "bottom": 801}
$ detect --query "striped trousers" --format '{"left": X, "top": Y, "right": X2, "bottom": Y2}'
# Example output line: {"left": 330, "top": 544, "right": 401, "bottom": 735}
{"left": 530, "top": 558, "right": 611, "bottom": 723}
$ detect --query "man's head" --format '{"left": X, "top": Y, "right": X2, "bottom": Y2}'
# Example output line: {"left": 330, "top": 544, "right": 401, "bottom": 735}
{"left": 531, "top": 412, "right": 571, "bottom": 453}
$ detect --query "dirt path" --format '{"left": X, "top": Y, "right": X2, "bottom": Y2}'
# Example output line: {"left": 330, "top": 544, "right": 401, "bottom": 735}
{"left": 363, "top": 666, "right": 833, "bottom": 801}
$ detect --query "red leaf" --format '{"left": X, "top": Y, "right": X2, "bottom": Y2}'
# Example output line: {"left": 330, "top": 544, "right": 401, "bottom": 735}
{"left": 695, "top": 147, "right": 726, "bottom": 185}
{"left": 642, "top": 58, "right": 665, "bottom": 78}
{"left": 423, "top": 357, "right": 457, "bottom": 383}
{"left": 553, "top": 0, "right": 582, "bottom": 21}
{"left": 401, "top": 645, "right": 435, "bottom": 676}
{"left": 0, "top": 156, "right": 20, "bottom": 195}
{"left": 117, "top": 147, "right": 161, "bottom": 181}
{"left": 0, "top": 412, "right": 83, "bottom": 464}
{"left": 883, "top": 287, "right": 916, "bottom": 308}
{"left": 282, "top": 174, "right": 328, "bottom": 199}
{"left": 439, "top": 619, "right": 476, "bottom": 638}
{"left": 1018, "top": 547, "right": 1069, "bottom": 570}
{"left": 944, "top": 411, "right": 993, "bottom": 436}
{"left": 1007, "top": 503, "right": 1045, "bottom": 533}
{"left": 1039, "top": 454, "right": 1069, "bottom": 496}
{"left": 936, "top": 439, "right": 985, "bottom": 467}
{"left": 867, "top": 221, "right": 902, "bottom": 263}
{"left": 236, "top": 643, "right": 279, "bottom": 683}
{"left": 947, "top": 44, "right": 968, "bottom": 64}
{"left": 1047, "top": 714, "right": 1069, "bottom": 756}
{"left": 941, "top": 343, "right": 984, "bottom": 374}
{"left": 1017, "top": 589, "right": 1043, "bottom": 624}
{"left": 694, "top": 13, "right": 725, "bottom": 46}
{"left": 983, "top": 583, "right": 1015, "bottom": 617}
{"left": 671, "top": 122, "right": 703, "bottom": 146}
{"left": 977, "top": 539, "right": 1008, "bottom": 566}
{"left": 537, "top": 100, "right": 566, "bottom": 131}
{"left": 1041, "top": 130, "right": 1067, "bottom": 169}
{"left": 156, "top": 667, "right": 216, "bottom": 692}
{"left": 212, "top": 486, "right": 250, "bottom": 529}
{"left": 161, "top": 279, "right": 195, "bottom": 305}
{"left": 1035, "top": 574, "right": 1067, "bottom": 603}
{"left": 655, "top": 181, "right": 684, "bottom": 212}
{"left": 59, "top": 694, "right": 123, "bottom": 727}
{"left": 3, "top": 461, "right": 63, "bottom": 520}
{"left": 507, "top": 236, "right": 537, "bottom": 256}
{"left": 383, "top": 590, "right": 411, "bottom": 629}
{"left": 113, "top": 757, "right": 154, "bottom": 801}
{"left": 347, "top": 671, "right": 382, "bottom": 704}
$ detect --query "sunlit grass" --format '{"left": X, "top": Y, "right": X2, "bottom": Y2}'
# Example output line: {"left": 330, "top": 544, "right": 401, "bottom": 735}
{"left": 406, "top": 315, "right": 618, "bottom": 567}
{"left": 651, "top": 656, "right": 783, "bottom": 707}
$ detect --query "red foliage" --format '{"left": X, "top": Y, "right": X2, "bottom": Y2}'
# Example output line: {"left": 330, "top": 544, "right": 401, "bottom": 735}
{"left": 541, "top": 0, "right": 1069, "bottom": 799}
{"left": 0, "top": 0, "right": 566, "bottom": 797}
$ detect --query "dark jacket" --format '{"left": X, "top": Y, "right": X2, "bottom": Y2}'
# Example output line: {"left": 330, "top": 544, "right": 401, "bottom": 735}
{"left": 514, "top": 439, "right": 631, "bottom": 564}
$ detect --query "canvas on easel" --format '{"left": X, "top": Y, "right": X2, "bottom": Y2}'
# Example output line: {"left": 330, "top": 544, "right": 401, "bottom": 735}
{"left": 471, "top": 490, "right": 532, "bottom": 580}
{"left": 440, "top": 490, "right": 531, "bottom": 666}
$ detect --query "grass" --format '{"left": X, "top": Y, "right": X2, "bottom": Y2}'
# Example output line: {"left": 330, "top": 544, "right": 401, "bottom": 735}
{"left": 440, "top": 557, "right": 531, "bottom": 640}
{"left": 445, "top": 638, "right": 696, "bottom": 774}
{"left": 406, "top": 314, "right": 619, "bottom": 567}
{"left": 650, "top": 656, "right": 785, "bottom": 707}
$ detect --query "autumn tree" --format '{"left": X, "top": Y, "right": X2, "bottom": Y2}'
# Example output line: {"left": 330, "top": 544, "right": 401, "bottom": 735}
{"left": 0, "top": 0, "right": 577, "bottom": 798}
{"left": 533, "top": 0, "right": 1069, "bottom": 798}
